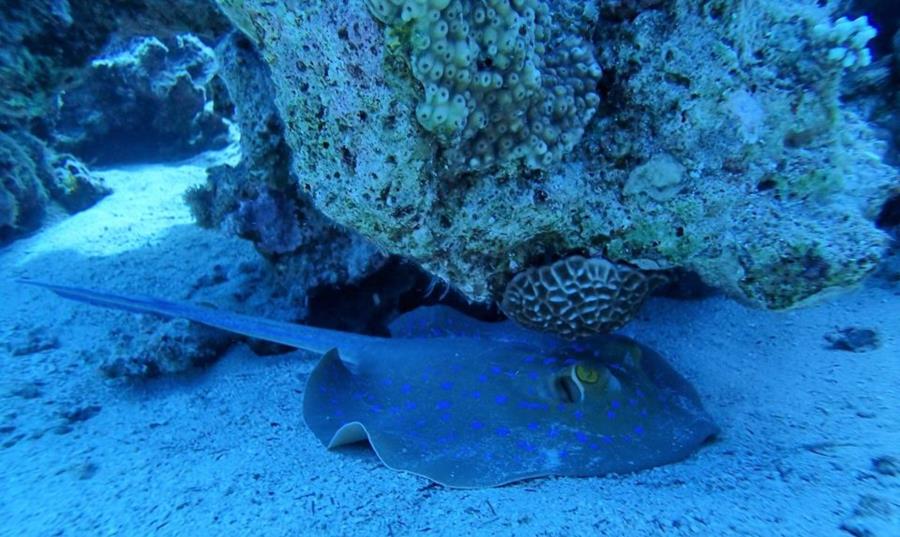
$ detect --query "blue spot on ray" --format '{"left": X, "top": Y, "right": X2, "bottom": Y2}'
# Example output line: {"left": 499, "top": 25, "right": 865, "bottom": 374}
{"left": 517, "top": 440, "right": 536, "bottom": 452}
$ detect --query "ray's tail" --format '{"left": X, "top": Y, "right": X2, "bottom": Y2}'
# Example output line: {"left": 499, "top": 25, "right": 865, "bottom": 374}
{"left": 18, "top": 279, "right": 373, "bottom": 357}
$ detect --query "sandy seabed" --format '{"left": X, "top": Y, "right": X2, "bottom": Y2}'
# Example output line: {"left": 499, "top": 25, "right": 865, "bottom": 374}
{"left": 0, "top": 156, "right": 897, "bottom": 537}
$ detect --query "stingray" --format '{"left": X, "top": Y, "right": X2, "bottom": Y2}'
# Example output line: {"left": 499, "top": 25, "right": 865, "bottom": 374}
{"left": 20, "top": 280, "right": 718, "bottom": 488}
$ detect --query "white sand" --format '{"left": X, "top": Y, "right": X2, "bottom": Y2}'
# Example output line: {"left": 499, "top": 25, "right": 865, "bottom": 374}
{"left": 0, "top": 158, "right": 897, "bottom": 537}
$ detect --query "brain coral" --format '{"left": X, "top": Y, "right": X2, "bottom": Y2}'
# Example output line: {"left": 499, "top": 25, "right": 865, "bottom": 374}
{"left": 214, "top": 0, "right": 895, "bottom": 318}
{"left": 501, "top": 256, "right": 668, "bottom": 339}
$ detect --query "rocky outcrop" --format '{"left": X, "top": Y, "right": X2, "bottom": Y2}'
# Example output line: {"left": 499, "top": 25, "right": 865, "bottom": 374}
{"left": 54, "top": 34, "right": 231, "bottom": 165}
{"left": 213, "top": 0, "right": 895, "bottom": 320}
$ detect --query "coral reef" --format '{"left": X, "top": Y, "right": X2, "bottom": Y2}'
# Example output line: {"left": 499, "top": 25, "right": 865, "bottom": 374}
{"left": 186, "top": 31, "right": 295, "bottom": 236}
{"left": 367, "top": 0, "right": 602, "bottom": 170}
{"left": 0, "top": 131, "right": 48, "bottom": 239}
{"left": 182, "top": 32, "right": 411, "bottom": 349}
{"left": 188, "top": 33, "right": 500, "bottom": 340}
{"left": 45, "top": 153, "right": 111, "bottom": 213}
{"left": 587, "top": 1, "right": 893, "bottom": 310}
{"left": 0, "top": 0, "right": 230, "bottom": 123}
{"left": 185, "top": 32, "right": 384, "bottom": 278}
{"left": 0, "top": 0, "right": 230, "bottom": 243}
{"left": 54, "top": 34, "right": 230, "bottom": 165}
{"left": 812, "top": 15, "right": 877, "bottom": 69}
{"left": 0, "top": 130, "right": 109, "bottom": 244}
{"left": 214, "top": 0, "right": 895, "bottom": 326}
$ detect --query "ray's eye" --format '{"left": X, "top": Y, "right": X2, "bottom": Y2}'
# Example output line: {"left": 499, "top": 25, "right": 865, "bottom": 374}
{"left": 575, "top": 365, "right": 599, "bottom": 383}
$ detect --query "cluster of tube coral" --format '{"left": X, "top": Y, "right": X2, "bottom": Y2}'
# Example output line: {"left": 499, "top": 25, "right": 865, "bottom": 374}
{"left": 365, "top": 0, "right": 602, "bottom": 170}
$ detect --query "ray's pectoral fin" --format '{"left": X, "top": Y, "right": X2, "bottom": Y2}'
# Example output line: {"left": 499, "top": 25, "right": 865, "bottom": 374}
{"left": 303, "top": 348, "right": 370, "bottom": 449}
{"left": 327, "top": 422, "right": 371, "bottom": 448}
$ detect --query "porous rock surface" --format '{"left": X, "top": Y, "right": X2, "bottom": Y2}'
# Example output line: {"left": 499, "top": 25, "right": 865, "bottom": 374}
{"left": 214, "top": 0, "right": 896, "bottom": 313}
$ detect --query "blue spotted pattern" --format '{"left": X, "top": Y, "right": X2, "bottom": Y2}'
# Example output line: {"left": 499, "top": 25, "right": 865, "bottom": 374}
{"left": 303, "top": 305, "right": 719, "bottom": 488}
{"left": 24, "top": 281, "right": 718, "bottom": 489}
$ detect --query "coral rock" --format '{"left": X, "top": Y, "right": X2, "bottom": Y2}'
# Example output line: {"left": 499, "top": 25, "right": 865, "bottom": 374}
{"left": 214, "top": 0, "right": 896, "bottom": 311}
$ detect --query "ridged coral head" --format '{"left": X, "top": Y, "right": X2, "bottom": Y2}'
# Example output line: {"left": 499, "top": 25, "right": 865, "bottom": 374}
{"left": 501, "top": 255, "right": 667, "bottom": 339}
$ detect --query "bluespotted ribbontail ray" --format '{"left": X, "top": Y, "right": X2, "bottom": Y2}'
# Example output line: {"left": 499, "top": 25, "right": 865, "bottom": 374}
{"left": 20, "top": 280, "right": 718, "bottom": 488}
